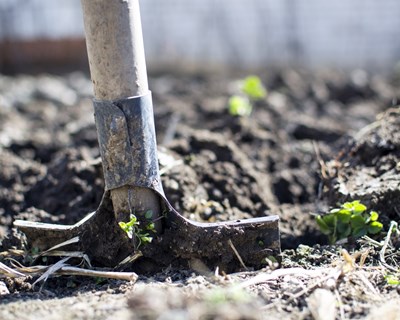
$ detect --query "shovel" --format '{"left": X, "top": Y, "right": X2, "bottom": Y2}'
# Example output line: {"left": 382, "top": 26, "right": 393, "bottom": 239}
{"left": 14, "top": 0, "right": 280, "bottom": 272}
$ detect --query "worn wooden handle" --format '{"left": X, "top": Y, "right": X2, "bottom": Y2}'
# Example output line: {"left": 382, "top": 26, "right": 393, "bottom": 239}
{"left": 81, "top": 0, "right": 148, "bottom": 99}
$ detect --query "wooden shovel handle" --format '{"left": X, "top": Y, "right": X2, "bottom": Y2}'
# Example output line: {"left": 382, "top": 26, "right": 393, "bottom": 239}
{"left": 81, "top": 0, "right": 148, "bottom": 99}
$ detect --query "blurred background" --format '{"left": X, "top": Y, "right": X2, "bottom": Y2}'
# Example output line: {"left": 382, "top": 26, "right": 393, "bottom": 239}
{"left": 1, "top": 0, "right": 400, "bottom": 74}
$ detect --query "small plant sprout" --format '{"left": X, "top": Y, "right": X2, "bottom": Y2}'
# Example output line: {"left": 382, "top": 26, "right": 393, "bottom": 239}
{"left": 241, "top": 75, "right": 267, "bottom": 100}
{"left": 228, "top": 75, "right": 267, "bottom": 117}
{"left": 118, "top": 214, "right": 138, "bottom": 239}
{"left": 385, "top": 273, "right": 400, "bottom": 285}
{"left": 205, "top": 286, "right": 252, "bottom": 305}
{"left": 119, "top": 211, "right": 156, "bottom": 248}
{"left": 229, "top": 95, "right": 252, "bottom": 116}
{"left": 316, "top": 200, "right": 383, "bottom": 244}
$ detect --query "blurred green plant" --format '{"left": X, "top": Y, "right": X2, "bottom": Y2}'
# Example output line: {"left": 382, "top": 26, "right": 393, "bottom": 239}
{"left": 205, "top": 286, "right": 252, "bottom": 305}
{"left": 228, "top": 95, "right": 252, "bottom": 116}
{"left": 316, "top": 200, "right": 383, "bottom": 244}
{"left": 241, "top": 75, "right": 267, "bottom": 100}
{"left": 228, "top": 75, "right": 267, "bottom": 116}
{"left": 385, "top": 273, "right": 400, "bottom": 285}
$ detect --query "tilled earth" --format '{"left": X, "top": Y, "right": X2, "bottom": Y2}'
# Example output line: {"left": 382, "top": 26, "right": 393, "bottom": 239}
{"left": 1, "top": 69, "right": 400, "bottom": 319}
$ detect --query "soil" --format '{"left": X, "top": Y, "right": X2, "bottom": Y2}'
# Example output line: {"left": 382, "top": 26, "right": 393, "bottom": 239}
{"left": 1, "top": 69, "right": 400, "bottom": 319}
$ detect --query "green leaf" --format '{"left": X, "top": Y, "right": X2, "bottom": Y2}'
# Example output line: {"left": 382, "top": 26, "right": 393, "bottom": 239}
{"left": 337, "top": 209, "right": 351, "bottom": 223}
{"left": 316, "top": 215, "right": 332, "bottom": 235}
{"left": 337, "top": 222, "right": 352, "bottom": 239}
{"left": 351, "top": 200, "right": 367, "bottom": 214}
{"left": 352, "top": 226, "right": 368, "bottom": 238}
{"left": 342, "top": 200, "right": 366, "bottom": 214}
{"left": 338, "top": 208, "right": 351, "bottom": 214}
{"left": 368, "top": 221, "right": 383, "bottom": 234}
{"left": 342, "top": 203, "right": 352, "bottom": 209}
{"left": 119, "top": 221, "right": 128, "bottom": 232}
{"left": 140, "top": 236, "right": 153, "bottom": 244}
{"left": 241, "top": 76, "right": 267, "bottom": 100}
{"left": 146, "top": 222, "right": 156, "bottom": 231}
{"left": 145, "top": 210, "right": 153, "bottom": 220}
{"left": 328, "top": 234, "right": 337, "bottom": 244}
{"left": 317, "top": 201, "right": 383, "bottom": 244}
{"left": 350, "top": 214, "right": 366, "bottom": 229}
{"left": 125, "top": 215, "right": 138, "bottom": 227}
{"left": 323, "top": 214, "right": 337, "bottom": 229}
{"left": 386, "top": 274, "right": 400, "bottom": 285}
{"left": 352, "top": 202, "right": 367, "bottom": 214}
{"left": 228, "top": 95, "right": 252, "bottom": 116}
{"left": 370, "top": 211, "right": 379, "bottom": 222}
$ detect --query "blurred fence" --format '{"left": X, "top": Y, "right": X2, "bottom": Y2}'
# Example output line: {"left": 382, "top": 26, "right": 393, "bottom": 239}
{"left": 1, "top": 0, "right": 400, "bottom": 72}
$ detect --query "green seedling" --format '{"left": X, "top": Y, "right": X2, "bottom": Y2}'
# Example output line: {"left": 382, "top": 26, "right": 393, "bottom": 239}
{"left": 241, "top": 75, "right": 267, "bottom": 100}
{"left": 229, "top": 95, "right": 252, "bottom": 116}
{"left": 316, "top": 200, "right": 383, "bottom": 244}
{"left": 228, "top": 75, "right": 267, "bottom": 116}
{"left": 205, "top": 286, "right": 252, "bottom": 305}
{"left": 119, "top": 211, "right": 156, "bottom": 248}
{"left": 385, "top": 273, "right": 400, "bottom": 286}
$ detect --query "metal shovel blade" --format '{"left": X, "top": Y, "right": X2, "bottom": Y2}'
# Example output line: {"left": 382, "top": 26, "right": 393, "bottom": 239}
{"left": 15, "top": 190, "right": 279, "bottom": 271}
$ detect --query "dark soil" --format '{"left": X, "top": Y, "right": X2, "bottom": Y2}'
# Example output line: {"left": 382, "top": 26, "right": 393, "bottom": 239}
{"left": 1, "top": 69, "right": 400, "bottom": 319}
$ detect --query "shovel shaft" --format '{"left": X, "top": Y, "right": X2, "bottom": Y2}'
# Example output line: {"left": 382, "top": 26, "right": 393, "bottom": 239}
{"left": 81, "top": 0, "right": 148, "bottom": 99}
{"left": 81, "top": 0, "right": 161, "bottom": 228}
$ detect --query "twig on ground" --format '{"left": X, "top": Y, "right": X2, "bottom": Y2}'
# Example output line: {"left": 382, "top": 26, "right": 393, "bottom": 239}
{"left": 355, "top": 270, "right": 380, "bottom": 295}
{"left": 228, "top": 239, "right": 248, "bottom": 271}
{"left": 359, "top": 248, "right": 371, "bottom": 267}
{"left": 35, "top": 236, "right": 80, "bottom": 258}
{"left": 284, "top": 269, "right": 342, "bottom": 305}
{"left": 36, "top": 250, "right": 92, "bottom": 267}
{"left": 312, "top": 141, "right": 329, "bottom": 180}
{"left": 117, "top": 251, "right": 143, "bottom": 268}
{"left": 33, "top": 257, "right": 71, "bottom": 289}
{"left": 379, "top": 221, "right": 398, "bottom": 272}
{"left": 14, "top": 261, "right": 138, "bottom": 283}
{"left": 0, "top": 261, "right": 26, "bottom": 278}
{"left": 334, "top": 288, "right": 345, "bottom": 320}
{"left": 58, "top": 266, "right": 138, "bottom": 281}
{"left": 353, "top": 120, "right": 381, "bottom": 141}
{"left": 360, "top": 236, "right": 382, "bottom": 248}
{"left": 239, "top": 267, "right": 336, "bottom": 289}
{"left": 0, "top": 249, "right": 25, "bottom": 258}
{"left": 258, "top": 249, "right": 361, "bottom": 311}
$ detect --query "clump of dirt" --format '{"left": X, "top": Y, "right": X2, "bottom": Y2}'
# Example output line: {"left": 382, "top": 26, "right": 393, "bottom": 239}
{"left": 324, "top": 108, "right": 400, "bottom": 227}
{"left": 1, "top": 69, "right": 400, "bottom": 319}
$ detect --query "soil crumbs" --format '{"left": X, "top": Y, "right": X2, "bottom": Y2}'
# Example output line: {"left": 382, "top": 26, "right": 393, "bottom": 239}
{"left": 1, "top": 69, "right": 400, "bottom": 319}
